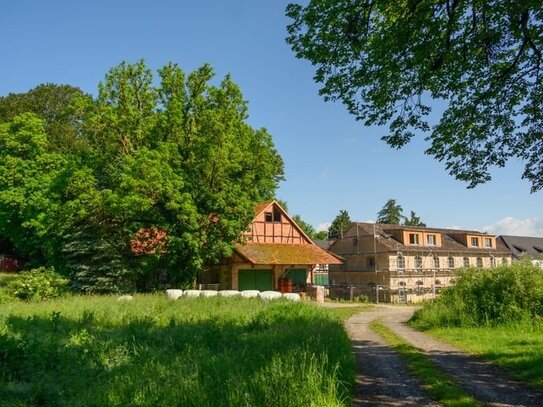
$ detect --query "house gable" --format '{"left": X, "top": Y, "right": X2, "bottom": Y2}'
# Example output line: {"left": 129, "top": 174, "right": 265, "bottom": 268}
{"left": 242, "top": 201, "right": 312, "bottom": 244}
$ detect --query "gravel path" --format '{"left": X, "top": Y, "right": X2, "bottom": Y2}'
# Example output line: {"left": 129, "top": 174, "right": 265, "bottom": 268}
{"left": 345, "top": 305, "right": 543, "bottom": 407}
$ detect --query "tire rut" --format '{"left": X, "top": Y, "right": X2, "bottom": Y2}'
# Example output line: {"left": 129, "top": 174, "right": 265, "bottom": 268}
{"left": 345, "top": 305, "right": 543, "bottom": 407}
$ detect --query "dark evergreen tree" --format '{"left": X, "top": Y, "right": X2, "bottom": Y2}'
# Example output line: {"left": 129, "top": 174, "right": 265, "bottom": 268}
{"left": 328, "top": 210, "right": 351, "bottom": 239}
{"left": 376, "top": 199, "right": 404, "bottom": 225}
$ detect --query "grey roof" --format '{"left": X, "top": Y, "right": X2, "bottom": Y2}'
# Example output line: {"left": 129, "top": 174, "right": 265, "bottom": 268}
{"left": 332, "top": 222, "right": 511, "bottom": 255}
{"left": 312, "top": 239, "right": 332, "bottom": 250}
{"left": 497, "top": 235, "right": 543, "bottom": 258}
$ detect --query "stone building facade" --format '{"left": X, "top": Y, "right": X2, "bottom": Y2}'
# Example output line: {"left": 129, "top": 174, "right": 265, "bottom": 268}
{"left": 328, "top": 223, "right": 512, "bottom": 303}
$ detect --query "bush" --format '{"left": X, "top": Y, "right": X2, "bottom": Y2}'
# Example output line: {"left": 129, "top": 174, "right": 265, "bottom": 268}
{"left": 411, "top": 261, "right": 543, "bottom": 328}
{"left": 10, "top": 267, "right": 70, "bottom": 301}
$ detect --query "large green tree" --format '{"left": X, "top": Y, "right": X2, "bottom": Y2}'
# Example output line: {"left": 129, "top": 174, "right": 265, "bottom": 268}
{"left": 376, "top": 199, "right": 404, "bottom": 224}
{"left": 0, "top": 113, "right": 67, "bottom": 265}
{"left": 286, "top": 1, "right": 543, "bottom": 192}
{"left": 0, "top": 83, "right": 87, "bottom": 153}
{"left": 0, "top": 61, "right": 284, "bottom": 292}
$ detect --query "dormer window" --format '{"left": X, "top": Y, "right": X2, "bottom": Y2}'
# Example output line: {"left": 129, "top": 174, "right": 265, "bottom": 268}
{"left": 484, "top": 238, "right": 492, "bottom": 248}
{"left": 427, "top": 234, "right": 436, "bottom": 245}
{"left": 470, "top": 237, "right": 479, "bottom": 247}
{"left": 409, "top": 233, "right": 419, "bottom": 245}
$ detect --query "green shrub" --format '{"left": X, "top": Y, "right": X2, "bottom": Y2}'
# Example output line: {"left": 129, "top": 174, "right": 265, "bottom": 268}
{"left": 411, "top": 261, "right": 543, "bottom": 328}
{"left": 10, "top": 267, "right": 70, "bottom": 301}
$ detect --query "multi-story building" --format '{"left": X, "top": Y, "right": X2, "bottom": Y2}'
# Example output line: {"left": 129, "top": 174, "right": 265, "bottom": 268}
{"left": 328, "top": 222, "right": 512, "bottom": 303}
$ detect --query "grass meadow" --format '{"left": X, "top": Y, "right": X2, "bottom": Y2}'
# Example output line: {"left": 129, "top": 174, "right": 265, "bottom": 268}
{"left": 410, "top": 262, "right": 543, "bottom": 388}
{"left": 415, "top": 322, "right": 543, "bottom": 388}
{"left": 0, "top": 289, "right": 355, "bottom": 406}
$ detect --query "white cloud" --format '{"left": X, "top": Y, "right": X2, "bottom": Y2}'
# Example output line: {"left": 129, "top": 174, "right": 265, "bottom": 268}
{"left": 483, "top": 216, "right": 543, "bottom": 237}
{"left": 316, "top": 222, "right": 331, "bottom": 232}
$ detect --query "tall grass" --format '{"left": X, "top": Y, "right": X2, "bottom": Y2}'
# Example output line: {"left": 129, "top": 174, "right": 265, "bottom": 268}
{"left": 411, "top": 262, "right": 543, "bottom": 328}
{"left": 0, "top": 295, "right": 354, "bottom": 406}
{"left": 410, "top": 262, "right": 543, "bottom": 387}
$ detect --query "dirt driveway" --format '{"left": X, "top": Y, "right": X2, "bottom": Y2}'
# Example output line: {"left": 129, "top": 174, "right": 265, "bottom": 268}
{"left": 344, "top": 305, "right": 543, "bottom": 407}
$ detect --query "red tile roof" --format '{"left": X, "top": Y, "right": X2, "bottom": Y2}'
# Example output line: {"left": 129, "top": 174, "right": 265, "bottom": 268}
{"left": 254, "top": 201, "right": 274, "bottom": 216}
{"left": 235, "top": 243, "right": 343, "bottom": 265}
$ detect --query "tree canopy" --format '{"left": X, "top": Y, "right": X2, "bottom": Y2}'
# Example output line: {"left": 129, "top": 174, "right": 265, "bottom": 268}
{"left": 0, "top": 83, "right": 87, "bottom": 153}
{"left": 404, "top": 210, "right": 426, "bottom": 227}
{"left": 286, "top": 1, "right": 543, "bottom": 192}
{"left": 329, "top": 210, "right": 352, "bottom": 239}
{"left": 376, "top": 199, "right": 426, "bottom": 226}
{"left": 376, "top": 199, "right": 404, "bottom": 224}
{"left": 0, "top": 61, "right": 284, "bottom": 292}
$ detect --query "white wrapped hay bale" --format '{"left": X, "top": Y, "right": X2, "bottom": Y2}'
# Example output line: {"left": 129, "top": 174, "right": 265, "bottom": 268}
{"left": 282, "top": 293, "right": 301, "bottom": 301}
{"left": 184, "top": 289, "right": 201, "bottom": 298}
{"left": 218, "top": 290, "right": 241, "bottom": 297}
{"left": 200, "top": 290, "right": 218, "bottom": 298}
{"left": 165, "top": 289, "right": 184, "bottom": 300}
{"left": 240, "top": 290, "right": 260, "bottom": 298}
{"left": 117, "top": 295, "right": 134, "bottom": 301}
{"left": 259, "top": 291, "right": 282, "bottom": 300}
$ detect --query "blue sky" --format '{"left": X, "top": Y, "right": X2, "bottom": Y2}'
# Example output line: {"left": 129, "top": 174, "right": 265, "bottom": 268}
{"left": 2, "top": 1, "right": 542, "bottom": 236}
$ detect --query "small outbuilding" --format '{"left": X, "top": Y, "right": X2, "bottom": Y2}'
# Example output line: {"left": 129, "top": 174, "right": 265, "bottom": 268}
{"left": 199, "top": 201, "right": 342, "bottom": 292}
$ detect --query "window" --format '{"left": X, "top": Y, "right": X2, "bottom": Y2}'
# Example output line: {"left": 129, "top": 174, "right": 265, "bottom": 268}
{"left": 397, "top": 254, "right": 405, "bottom": 271}
{"left": 409, "top": 233, "right": 419, "bottom": 245}
{"left": 433, "top": 256, "right": 440, "bottom": 269}
{"left": 470, "top": 237, "right": 479, "bottom": 247}
{"left": 416, "top": 280, "right": 424, "bottom": 295}
{"left": 264, "top": 212, "right": 272, "bottom": 222}
{"left": 434, "top": 279, "right": 442, "bottom": 293}
{"left": 415, "top": 256, "right": 423, "bottom": 269}
{"left": 448, "top": 256, "right": 455, "bottom": 269}
{"left": 273, "top": 210, "right": 281, "bottom": 222}
{"left": 463, "top": 257, "right": 470, "bottom": 267}
{"left": 490, "top": 257, "right": 496, "bottom": 267}
{"left": 427, "top": 234, "right": 436, "bottom": 245}
{"left": 484, "top": 238, "right": 492, "bottom": 248}
{"left": 476, "top": 257, "right": 483, "bottom": 267}
{"left": 367, "top": 256, "right": 375, "bottom": 269}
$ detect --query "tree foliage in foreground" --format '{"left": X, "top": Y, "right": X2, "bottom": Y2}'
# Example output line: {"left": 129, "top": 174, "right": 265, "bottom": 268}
{"left": 286, "top": 1, "right": 543, "bottom": 192}
{"left": 0, "top": 61, "right": 284, "bottom": 292}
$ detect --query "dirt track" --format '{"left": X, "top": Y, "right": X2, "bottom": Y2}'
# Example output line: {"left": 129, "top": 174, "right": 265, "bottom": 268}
{"left": 344, "top": 305, "right": 543, "bottom": 407}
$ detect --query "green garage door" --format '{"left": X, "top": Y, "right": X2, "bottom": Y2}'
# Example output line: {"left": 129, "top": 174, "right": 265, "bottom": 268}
{"left": 238, "top": 269, "right": 273, "bottom": 291}
{"left": 286, "top": 268, "right": 307, "bottom": 284}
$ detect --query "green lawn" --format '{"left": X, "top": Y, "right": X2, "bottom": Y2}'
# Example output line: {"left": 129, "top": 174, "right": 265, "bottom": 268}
{"left": 421, "top": 322, "right": 543, "bottom": 388}
{"left": 325, "top": 305, "right": 373, "bottom": 321}
{"left": 0, "top": 294, "right": 354, "bottom": 406}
